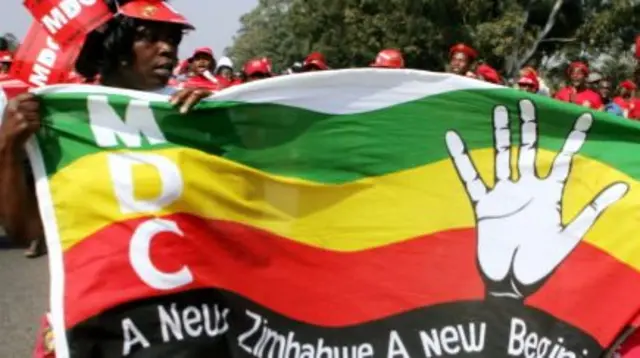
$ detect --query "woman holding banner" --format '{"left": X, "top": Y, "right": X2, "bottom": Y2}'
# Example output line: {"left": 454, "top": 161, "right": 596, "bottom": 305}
{"left": 0, "top": 0, "right": 211, "bottom": 356}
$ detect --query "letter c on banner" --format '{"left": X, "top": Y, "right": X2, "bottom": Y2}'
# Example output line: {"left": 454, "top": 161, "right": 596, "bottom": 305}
{"left": 130, "top": 218, "right": 193, "bottom": 290}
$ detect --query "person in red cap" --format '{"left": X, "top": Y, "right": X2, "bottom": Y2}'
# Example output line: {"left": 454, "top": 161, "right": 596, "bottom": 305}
{"left": 612, "top": 80, "right": 636, "bottom": 117}
{"left": 596, "top": 77, "right": 625, "bottom": 116}
{"left": 215, "top": 56, "right": 235, "bottom": 82}
{"left": 0, "top": 0, "right": 214, "bottom": 356}
{"left": 302, "top": 52, "right": 329, "bottom": 72}
{"left": 243, "top": 58, "right": 272, "bottom": 82}
{"left": 629, "top": 70, "right": 640, "bottom": 120}
{"left": 554, "top": 61, "right": 603, "bottom": 110}
{"left": 371, "top": 49, "right": 405, "bottom": 69}
{"left": 2, "top": 0, "right": 209, "bottom": 261}
{"left": 475, "top": 63, "right": 501, "bottom": 84}
{"left": 517, "top": 71, "right": 540, "bottom": 94}
{"left": 180, "top": 47, "right": 229, "bottom": 91}
{"left": 0, "top": 50, "right": 13, "bottom": 75}
{"left": 448, "top": 43, "right": 478, "bottom": 76}
{"left": 189, "top": 47, "right": 215, "bottom": 75}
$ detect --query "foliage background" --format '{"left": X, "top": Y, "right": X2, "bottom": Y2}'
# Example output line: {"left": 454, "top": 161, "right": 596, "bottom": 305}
{"left": 227, "top": 0, "right": 640, "bottom": 88}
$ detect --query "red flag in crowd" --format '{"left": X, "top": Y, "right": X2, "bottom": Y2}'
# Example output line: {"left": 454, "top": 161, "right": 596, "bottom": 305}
{"left": 9, "top": 22, "right": 84, "bottom": 88}
{"left": 0, "top": 77, "right": 30, "bottom": 100}
{"left": 23, "top": 0, "right": 113, "bottom": 48}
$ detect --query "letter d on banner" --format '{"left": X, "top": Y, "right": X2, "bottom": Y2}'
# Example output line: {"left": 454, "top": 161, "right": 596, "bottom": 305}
{"left": 23, "top": 0, "right": 113, "bottom": 47}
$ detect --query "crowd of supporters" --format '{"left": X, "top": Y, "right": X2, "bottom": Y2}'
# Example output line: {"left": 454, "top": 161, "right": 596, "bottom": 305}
{"left": 138, "top": 41, "right": 640, "bottom": 120}
{"left": 0, "top": 39, "right": 639, "bottom": 259}
{"left": 169, "top": 42, "right": 640, "bottom": 120}
{"left": 0, "top": 0, "right": 639, "bottom": 356}
{"left": 167, "top": 43, "right": 640, "bottom": 122}
{"left": 0, "top": 39, "right": 638, "bottom": 121}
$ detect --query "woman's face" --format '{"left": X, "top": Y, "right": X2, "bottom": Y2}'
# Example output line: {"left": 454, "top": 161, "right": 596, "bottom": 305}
{"left": 449, "top": 52, "right": 469, "bottom": 74}
{"left": 0, "top": 62, "right": 10, "bottom": 74}
{"left": 519, "top": 83, "right": 537, "bottom": 94}
{"left": 569, "top": 67, "right": 586, "bottom": 87}
{"left": 126, "top": 21, "right": 183, "bottom": 90}
{"left": 191, "top": 54, "right": 214, "bottom": 75}
{"left": 219, "top": 67, "right": 233, "bottom": 80}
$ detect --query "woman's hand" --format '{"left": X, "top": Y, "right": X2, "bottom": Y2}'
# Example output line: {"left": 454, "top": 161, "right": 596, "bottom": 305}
{"left": 170, "top": 88, "right": 212, "bottom": 114}
{"left": 0, "top": 93, "right": 41, "bottom": 150}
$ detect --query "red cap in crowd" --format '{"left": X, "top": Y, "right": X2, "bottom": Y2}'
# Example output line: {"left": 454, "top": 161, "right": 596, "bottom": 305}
{"left": 449, "top": 43, "right": 478, "bottom": 61}
{"left": 118, "top": 0, "right": 194, "bottom": 29}
{"left": 620, "top": 79, "right": 637, "bottom": 91}
{"left": 476, "top": 63, "right": 501, "bottom": 84}
{"left": 303, "top": 52, "right": 328, "bottom": 70}
{"left": 260, "top": 57, "right": 273, "bottom": 73}
{"left": 244, "top": 58, "right": 271, "bottom": 77}
{"left": 371, "top": 49, "right": 405, "bottom": 68}
{"left": 518, "top": 72, "right": 540, "bottom": 92}
{"left": 189, "top": 47, "right": 214, "bottom": 61}
{"left": 0, "top": 51, "right": 13, "bottom": 63}
{"left": 567, "top": 61, "right": 589, "bottom": 76}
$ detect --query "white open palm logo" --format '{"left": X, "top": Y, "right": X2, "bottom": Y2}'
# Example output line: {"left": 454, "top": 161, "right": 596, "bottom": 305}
{"left": 446, "top": 99, "right": 629, "bottom": 299}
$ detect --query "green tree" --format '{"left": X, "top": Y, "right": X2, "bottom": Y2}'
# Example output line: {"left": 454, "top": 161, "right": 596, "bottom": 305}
{"left": 225, "top": 0, "right": 296, "bottom": 72}
{"left": 227, "top": 0, "right": 640, "bottom": 77}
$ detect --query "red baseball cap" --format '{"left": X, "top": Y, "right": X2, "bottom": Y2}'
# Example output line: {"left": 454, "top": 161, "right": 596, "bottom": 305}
{"left": 517, "top": 72, "right": 540, "bottom": 92}
{"left": 0, "top": 51, "right": 13, "bottom": 63}
{"left": 476, "top": 63, "right": 501, "bottom": 84}
{"left": 244, "top": 58, "right": 271, "bottom": 77}
{"left": 303, "top": 52, "right": 328, "bottom": 70}
{"left": 449, "top": 43, "right": 478, "bottom": 61}
{"left": 118, "top": 0, "right": 194, "bottom": 29}
{"left": 567, "top": 61, "right": 589, "bottom": 76}
{"left": 371, "top": 49, "right": 405, "bottom": 68}
{"left": 620, "top": 79, "right": 637, "bottom": 91}
{"left": 189, "top": 47, "right": 214, "bottom": 62}
{"left": 192, "top": 47, "right": 213, "bottom": 57}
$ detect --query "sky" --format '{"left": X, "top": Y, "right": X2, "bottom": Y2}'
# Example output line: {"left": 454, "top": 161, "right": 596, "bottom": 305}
{"left": 0, "top": 0, "right": 259, "bottom": 59}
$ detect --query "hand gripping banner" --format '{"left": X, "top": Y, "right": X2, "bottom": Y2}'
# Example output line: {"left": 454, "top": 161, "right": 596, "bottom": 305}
{"left": 26, "top": 70, "right": 640, "bottom": 357}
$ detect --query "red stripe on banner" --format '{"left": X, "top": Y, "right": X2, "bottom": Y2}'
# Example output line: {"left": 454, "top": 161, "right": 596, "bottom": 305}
{"left": 527, "top": 243, "right": 640, "bottom": 345}
{"left": 63, "top": 214, "right": 484, "bottom": 328}
{"left": 61, "top": 214, "right": 640, "bottom": 346}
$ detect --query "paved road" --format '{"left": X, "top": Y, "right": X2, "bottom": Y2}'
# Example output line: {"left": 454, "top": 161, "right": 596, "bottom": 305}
{"left": 0, "top": 247, "right": 49, "bottom": 358}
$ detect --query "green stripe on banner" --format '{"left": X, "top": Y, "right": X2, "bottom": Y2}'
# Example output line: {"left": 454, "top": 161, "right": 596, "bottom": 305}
{"left": 37, "top": 88, "right": 640, "bottom": 184}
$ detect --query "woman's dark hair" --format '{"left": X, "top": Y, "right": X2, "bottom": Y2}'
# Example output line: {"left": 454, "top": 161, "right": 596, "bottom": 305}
{"left": 75, "top": 17, "right": 137, "bottom": 80}
{"left": 0, "top": 38, "right": 8, "bottom": 52}
{"left": 75, "top": 0, "right": 177, "bottom": 81}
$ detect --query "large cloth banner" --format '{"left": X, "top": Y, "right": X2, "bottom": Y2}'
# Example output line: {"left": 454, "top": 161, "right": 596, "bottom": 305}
{"left": 29, "top": 70, "right": 640, "bottom": 358}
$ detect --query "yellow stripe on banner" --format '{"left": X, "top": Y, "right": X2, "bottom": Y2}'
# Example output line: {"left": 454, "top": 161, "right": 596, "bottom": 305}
{"left": 49, "top": 147, "right": 640, "bottom": 269}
